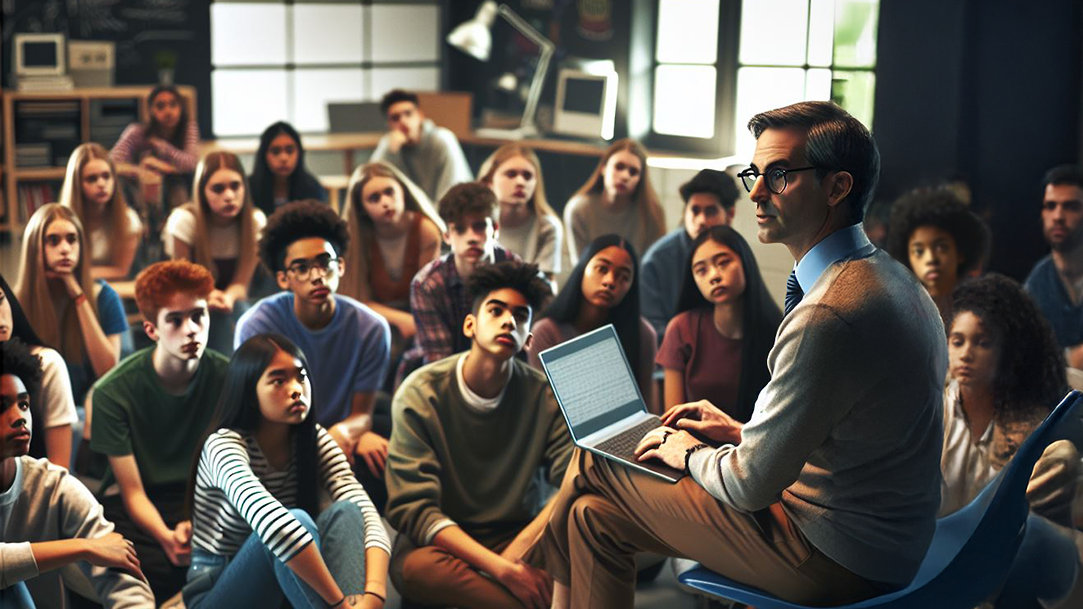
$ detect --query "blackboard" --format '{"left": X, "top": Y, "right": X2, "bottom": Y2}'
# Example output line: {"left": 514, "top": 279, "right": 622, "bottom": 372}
{"left": 2, "top": 0, "right": 213, "bottom": 136}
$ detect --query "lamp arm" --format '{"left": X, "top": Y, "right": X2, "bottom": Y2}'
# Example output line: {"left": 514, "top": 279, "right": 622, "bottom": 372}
{"left": 497, "top": 4, "right": 555, "bottom": 131}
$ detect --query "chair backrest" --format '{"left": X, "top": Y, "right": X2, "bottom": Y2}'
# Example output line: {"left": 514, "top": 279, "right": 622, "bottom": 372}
{"left": 891, "top": 390, "right": 1082, "bottom": 607}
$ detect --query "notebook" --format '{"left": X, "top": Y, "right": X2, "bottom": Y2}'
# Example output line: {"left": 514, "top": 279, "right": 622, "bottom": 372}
{"left": 539, "top": 324, "right": 684, "bottom": 482}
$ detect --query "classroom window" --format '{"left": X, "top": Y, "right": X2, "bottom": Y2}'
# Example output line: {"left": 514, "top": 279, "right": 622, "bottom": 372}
{"left": 734, "top": 0, "right": 879, "bottom": 158}
{"left": 210, "top": 1, "right": 441, "bottom": 137}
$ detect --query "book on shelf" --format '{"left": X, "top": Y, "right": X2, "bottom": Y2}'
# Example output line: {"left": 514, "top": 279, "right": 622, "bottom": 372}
{"left": 17, "top": 183, "right": 57, "bottom": 220}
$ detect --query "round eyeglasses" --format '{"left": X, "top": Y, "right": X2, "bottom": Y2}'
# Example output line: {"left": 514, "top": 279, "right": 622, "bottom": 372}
{"left": 737, "top": 166, "right": 818, "bottom": 195}
{"left": 286, "top": 256, "right": 341, "bottom": 280}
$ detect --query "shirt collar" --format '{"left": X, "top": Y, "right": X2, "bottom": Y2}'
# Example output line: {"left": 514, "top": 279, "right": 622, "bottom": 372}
{"left": 793, "top": 223, "right": 874, "bottom": 292}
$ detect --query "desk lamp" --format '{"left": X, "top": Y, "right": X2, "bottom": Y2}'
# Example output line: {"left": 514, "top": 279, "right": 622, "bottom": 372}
{"left": 447, "top": 1, "right": 555, "bottom": 138}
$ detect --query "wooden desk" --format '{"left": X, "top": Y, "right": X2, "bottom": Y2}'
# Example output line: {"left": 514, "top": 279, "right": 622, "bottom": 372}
{"left": 208, "top": 132, "right": 606, "bottom": 176}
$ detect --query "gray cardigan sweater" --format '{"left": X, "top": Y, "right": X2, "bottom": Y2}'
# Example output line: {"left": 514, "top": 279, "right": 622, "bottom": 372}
{"left": 0, "top": 456, "right": 154, "bottom": 607}
{"left": 688, "top": 249, "right": 947, "bottom": 587}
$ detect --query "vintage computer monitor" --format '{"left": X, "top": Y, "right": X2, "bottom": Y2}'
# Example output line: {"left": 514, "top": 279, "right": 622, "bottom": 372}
{"left": 553, "top": 67, "right": 617, "bottom": 141}
{"left": 14, "top": 33, "right": 67, "bottom": 77}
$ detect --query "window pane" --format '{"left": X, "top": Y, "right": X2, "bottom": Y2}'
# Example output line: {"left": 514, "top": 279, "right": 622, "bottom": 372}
{"left": 292, "top": 4, "right": 364, "bottom": 65}
{"left": 833, "top": 0, "right": 878, "bottom": 68}
{"left": 656, "top": 0, "right": 720, "bottom": 64}
{"left": 212, "top": 69, "right": 289, "bottom": 136}
{"left": 739, "top": 0, "right": 808, "bottom": 66}
{"left": 292, "top": 69, "right": 365, "bottom": 133}
{"left": 831, "top": 70, "right": 875, "bottom": 128}
{"left": 369, "top": 67, "right": 440, "bottom": 101}
{"left": 733, "top": 67, "right": 807, "bottom": 158}
{"left": 371, "top": 4, "right": 440, "bottom": 62}
{"left": 211, "top": 3, "right": 288, "bottom": 66}
{"left": 806, "top": 68, "right": 832, "bottom": 100}
{"left": 807, "top": 0, "right": 835, "bottom": 67}
{"left": 652, "top": 65, "right": 716, "bottom": 138}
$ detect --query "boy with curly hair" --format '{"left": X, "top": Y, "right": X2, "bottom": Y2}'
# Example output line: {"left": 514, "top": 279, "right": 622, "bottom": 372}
{"left": 236, "top": 199, "right": 391, "bottom": 509}
{"left": 387, "top": 261, "right": 572, "bottom": 609}
{"left": 90, "top": 259, "right": 229, "bottom": 602}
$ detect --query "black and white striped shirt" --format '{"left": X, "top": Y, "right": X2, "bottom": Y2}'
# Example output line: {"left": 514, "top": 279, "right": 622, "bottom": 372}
{"left": 191, "top": 425, "right": 390, "bottom": 562}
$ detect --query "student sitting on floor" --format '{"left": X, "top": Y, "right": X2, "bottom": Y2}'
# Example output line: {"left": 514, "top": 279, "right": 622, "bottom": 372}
{"left": 886, "top": 187, "right": 989, "bottom": 326}
{"left": 163, "top": 150, "right": 266, "bottom": 355}
{"left": 387, "top": 261, "right": 573, "bottom": 609}
{"left": 478, "top": 144, "right": 564, "bottom": 286}
{"left": 0, "top": 274, "right": 77, "bottom": 469}
{"left": 236, "top": 201, "right": 392, "bottom": 511}
{"left": 89, "top": 260, "right": 229, "bottom": 602}
{"left": 640, "top": 168, "right": 738, "bottom": 344}
{"left": 184, "top": 333, "right": 391, "bottom": 609}
{"left": 15, "top": 204, "right": 127, "bottom": 412}
{"left": 59, "top": 143, "right": 144, "bottom": 282}
{"left": 339, "top": 162, "right": 443, "bottom": 372}
{"left": 659, "top": 225, "right": 781, "bottom": 421}
{"left": 249, "top": 121, "right": 328, "bottom": 218}
{"left": 0, "top": 338, "right": 153, "bottom": 608}
{"left": 527, "top": 234, "right": 657, "bottom": 414}
{"left": 408, "top": 183, "right": 520, "bottom": 368}
{"left": 563, "top": 139, "right": 665, "bottom": 265}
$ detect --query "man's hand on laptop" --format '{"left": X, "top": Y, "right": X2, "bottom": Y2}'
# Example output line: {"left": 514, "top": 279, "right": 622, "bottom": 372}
{"left": 661, "top": 399, "right": 743, "bottom": 445}
{"left": 634, "top": 426, "right": 700, "bottom": 470}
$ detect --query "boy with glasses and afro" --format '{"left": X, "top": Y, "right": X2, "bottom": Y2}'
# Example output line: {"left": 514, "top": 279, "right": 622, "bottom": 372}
{"left": 236, "top": 200, "right": 392, "bottom": 511}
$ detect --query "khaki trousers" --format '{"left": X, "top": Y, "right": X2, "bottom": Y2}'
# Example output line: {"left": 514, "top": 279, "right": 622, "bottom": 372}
{"left": 536, "top": 448, "right": 886, "bottom": 609}
{"left": 390, "top": 527, "right": 528, "bottom": 609}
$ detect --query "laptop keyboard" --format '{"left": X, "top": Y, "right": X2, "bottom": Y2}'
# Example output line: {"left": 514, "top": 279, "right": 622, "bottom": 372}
{"left": 594, "top": 418, "right": 661, "bottom": 460}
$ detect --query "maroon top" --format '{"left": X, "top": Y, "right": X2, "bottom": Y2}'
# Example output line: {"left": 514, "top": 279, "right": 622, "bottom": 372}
{"left": 369, "top": 212, "right": 423, "bottom": 307}
{"left": 657, "top": 308, "right": 743, "bottom": 418}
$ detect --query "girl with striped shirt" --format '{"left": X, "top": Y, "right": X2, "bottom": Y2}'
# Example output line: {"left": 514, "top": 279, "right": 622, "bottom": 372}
{"left": 184, "top": 333, "right": 390, "bottom": 608}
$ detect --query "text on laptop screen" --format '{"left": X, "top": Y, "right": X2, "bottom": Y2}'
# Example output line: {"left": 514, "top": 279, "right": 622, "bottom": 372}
{"left": 543, "top": 329, "right": 642, "bottom": 434}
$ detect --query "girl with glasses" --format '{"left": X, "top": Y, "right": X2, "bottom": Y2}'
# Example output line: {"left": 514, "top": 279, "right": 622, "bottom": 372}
{"left": 164, "top": 151, "right": 266, "bottom": 354}
{"left": 563, "top": 139, "right": 665, "bottom": 265}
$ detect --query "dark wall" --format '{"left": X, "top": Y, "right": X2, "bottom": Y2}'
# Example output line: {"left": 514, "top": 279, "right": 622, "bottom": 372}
{"left": 874, "top": 0, "right": 1082, "bottom": 280}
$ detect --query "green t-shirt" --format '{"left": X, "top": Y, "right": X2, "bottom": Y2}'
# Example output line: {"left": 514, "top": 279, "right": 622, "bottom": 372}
{"left": 90, "top": 347, "right": 229, "bottom": 492}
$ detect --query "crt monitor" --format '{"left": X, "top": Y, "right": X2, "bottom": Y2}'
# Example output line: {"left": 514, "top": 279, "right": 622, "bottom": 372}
{"left": 553, "top": 68, "right": 617, "bottom": 141}
{"left": 14, "top": 33, "right": 67, "bottom": 77}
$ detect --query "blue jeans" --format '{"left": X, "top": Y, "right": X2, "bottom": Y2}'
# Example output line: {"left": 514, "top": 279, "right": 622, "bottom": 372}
{"left": 183, "top": 501, "right": 368, "bottom": 609}
{"left": 0, "top": 582, "right": 35, "bottom": 609}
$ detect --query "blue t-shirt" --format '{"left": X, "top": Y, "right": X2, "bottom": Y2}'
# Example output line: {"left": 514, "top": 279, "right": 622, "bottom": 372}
{"left": 69, "top": 280, "right": 129, "bottom": 404}
{"left": 234, "top": 292, "right": 391, "bottom": 426}
{"left": 1023, "top": 255, "right": 1083, "bottom": 348}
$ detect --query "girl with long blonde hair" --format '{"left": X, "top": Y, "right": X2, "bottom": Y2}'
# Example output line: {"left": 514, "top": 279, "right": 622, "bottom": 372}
{"left": 60, "top": 142, "right": 144, "bottom": 280}
{"left": 15, "top": 204, "right": 128, "bottom": 406}
{"left": 563, "top": 138, "right": 665, "bottom": 264}
{"left": 478, "top": 143, "right": 563, "bottom": 283}
{"left": 339, "top": 161, "right": 442, "bottom": 342}
{"left": 163, "top": 150, "right": 266, "bottom": 353}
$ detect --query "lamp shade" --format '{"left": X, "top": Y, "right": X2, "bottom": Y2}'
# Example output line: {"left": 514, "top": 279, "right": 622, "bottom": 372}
{"left": 447, "top": 1, "right": 497, "bottom": 62}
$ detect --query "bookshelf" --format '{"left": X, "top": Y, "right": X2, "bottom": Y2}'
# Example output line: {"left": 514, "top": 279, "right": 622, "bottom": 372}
{"left": 0, "top": 86, "right": 196, "bottom": 236}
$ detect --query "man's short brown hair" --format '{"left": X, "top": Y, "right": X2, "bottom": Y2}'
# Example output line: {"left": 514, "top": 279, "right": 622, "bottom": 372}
{"left": 135, "top": 260, "right": 215, "bottom": 322}
{"left": 437, "top": 182, "right": 499, "bottom": 228}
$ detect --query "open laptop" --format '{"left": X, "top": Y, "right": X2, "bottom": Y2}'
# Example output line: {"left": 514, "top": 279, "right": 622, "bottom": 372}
{"left": 539, "top": 324, "right": 684, "bottom": 482}
{"left": 327, "top": 102, "right": 386, "bottom": 133}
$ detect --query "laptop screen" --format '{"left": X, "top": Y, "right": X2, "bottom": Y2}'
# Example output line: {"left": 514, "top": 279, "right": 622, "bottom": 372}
{"left": 539, "top": 325, "right": 645, "bottom": 438}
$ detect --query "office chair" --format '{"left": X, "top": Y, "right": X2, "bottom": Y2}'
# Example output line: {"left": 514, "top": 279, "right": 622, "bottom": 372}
{"left": 678, "top": 390, "right": 1083, "bottom": 609}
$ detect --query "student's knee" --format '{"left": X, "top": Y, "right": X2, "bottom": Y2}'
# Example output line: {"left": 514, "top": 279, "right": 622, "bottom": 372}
{"left": 569, "top": 495, "right": 622, "bottom": 550}
{"left": 396, "top": 545, "right": 462, "bottom": 594}
{"left": 317, "top": 500, "right": 365, "bottom": 530}
{"left": 289, "top": 508, "right": 319, "bottom": 541}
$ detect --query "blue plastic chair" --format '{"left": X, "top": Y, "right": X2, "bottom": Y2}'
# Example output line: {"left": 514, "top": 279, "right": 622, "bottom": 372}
{"left": 678, "top": 390, "right": 1083, "bottom": 609}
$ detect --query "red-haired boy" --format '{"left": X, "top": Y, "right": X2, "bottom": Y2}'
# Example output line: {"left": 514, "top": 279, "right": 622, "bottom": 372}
{"left": 89, "top": 260, "right": 229, "bottom": 602}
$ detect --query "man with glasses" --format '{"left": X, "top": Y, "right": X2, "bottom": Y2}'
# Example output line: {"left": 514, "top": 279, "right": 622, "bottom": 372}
{"left": 534, "top": 101, "right": 948, "bottom": 608}
{"left": 236, "top": 200, "right": 392, "bottom": 510}
{"left": 1024, "top": 165, "right": 1083, "bottom": 369}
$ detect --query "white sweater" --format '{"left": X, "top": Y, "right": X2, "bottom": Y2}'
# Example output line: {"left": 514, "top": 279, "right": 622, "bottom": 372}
{"left": 0, "top": 456, "right": 154, "bottom": 608}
